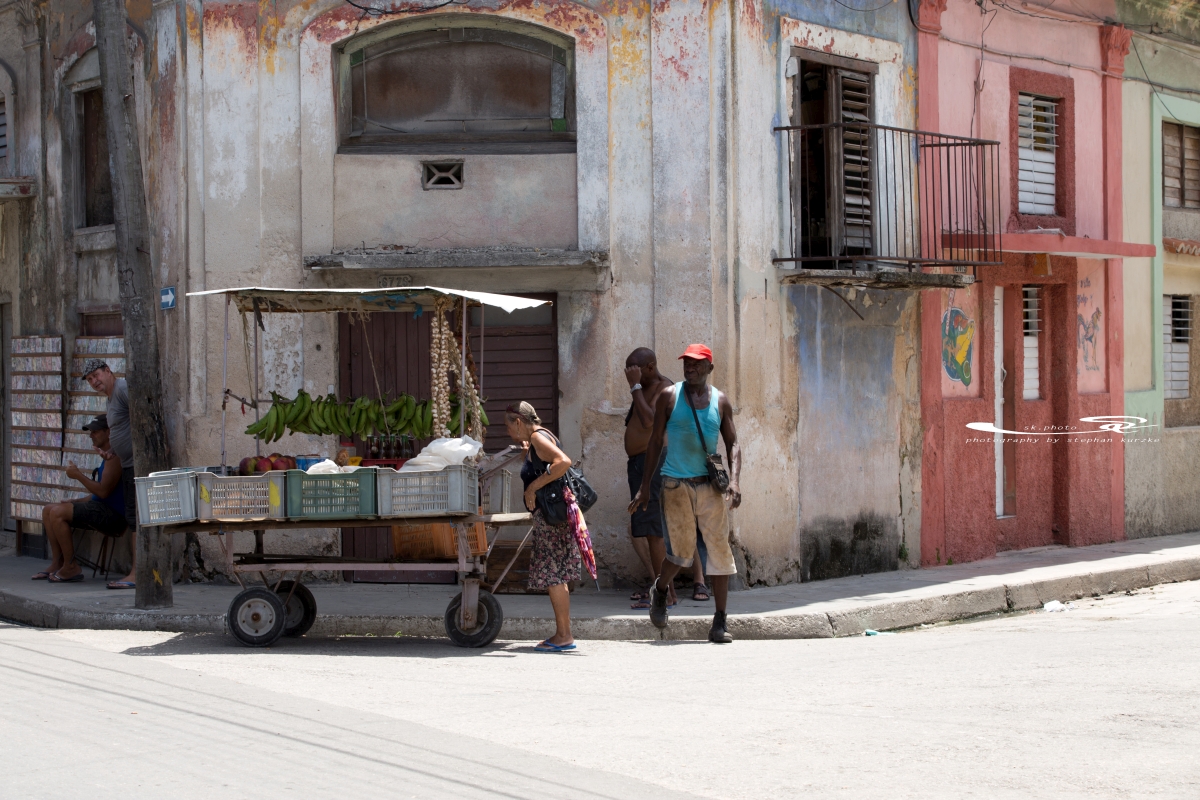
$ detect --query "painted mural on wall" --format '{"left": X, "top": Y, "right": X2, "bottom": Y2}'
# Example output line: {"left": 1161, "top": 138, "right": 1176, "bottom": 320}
{"left": 1076, "top": 259, "right": 1107, "bottom": 393}
{"left": 942, "top": 285, "right": 980, "bottom": 397}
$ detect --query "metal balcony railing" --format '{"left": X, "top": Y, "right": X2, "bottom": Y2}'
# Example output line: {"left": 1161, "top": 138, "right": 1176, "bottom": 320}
{"left": 774, "top": 123, "right": 1002, "bottom": 273}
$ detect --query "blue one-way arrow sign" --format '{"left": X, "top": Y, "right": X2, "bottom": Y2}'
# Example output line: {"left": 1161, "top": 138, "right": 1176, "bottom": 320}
{"left": 161, "top": 286, "right": 176, "bottom": 310}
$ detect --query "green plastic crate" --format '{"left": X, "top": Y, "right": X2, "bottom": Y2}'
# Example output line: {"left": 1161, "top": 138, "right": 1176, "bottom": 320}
{"left": 285, "top": 468, "right": 377, "bottom": 520}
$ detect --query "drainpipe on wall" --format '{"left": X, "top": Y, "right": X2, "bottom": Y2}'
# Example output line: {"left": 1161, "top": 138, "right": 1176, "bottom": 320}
{"left": 1101, "top": 25, "right": 1132, "bottom": 542}
{"left": 917, "top": 0, "right": 947, "bottom": 566}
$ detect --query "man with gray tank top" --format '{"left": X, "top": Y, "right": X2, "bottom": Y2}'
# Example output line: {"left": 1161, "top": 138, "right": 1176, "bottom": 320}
{"left": 629, "top": 343, "right": 741, "bottom": 643}
{"left": 83, "top": 359, "right": 138, "bottom": 588}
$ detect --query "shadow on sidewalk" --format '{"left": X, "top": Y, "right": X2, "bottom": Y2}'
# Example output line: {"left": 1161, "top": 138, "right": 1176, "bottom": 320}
{"left": 120, "top": 631, "right": 525, "bottom": 659}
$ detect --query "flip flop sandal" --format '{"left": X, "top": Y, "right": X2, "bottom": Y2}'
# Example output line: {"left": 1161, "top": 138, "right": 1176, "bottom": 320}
{"left": 630, "top": 598, "right": 652, "bottom": 609}
{"left": 692, "top": 584, "right": 711, "bottom": 601}
{"left": 49, "top": 572, "right": 84, "bottom": 583}
{"left": 106, "top": 581, "right": 136, "bottom": 590}
{"left": 534, "top": 639, "right": 577, "bottom": 652}
{"left": 31, "top": 571, "right": 53, "bottom": 580}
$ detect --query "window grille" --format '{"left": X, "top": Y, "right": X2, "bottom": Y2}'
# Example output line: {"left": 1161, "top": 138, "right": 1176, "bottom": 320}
{"left": 1022, "top": 286, "right": 1040, "bottom": 400}
{"left": 0, "top": 96, "right": 7, "bottom": 159}
{"left": 1017, "top": 94, "right": 1058, "bottom": 216}
{"left": 1164, "top": 295, "right": 1191, "bottom": 400}
{"left": 1163, "top": 122, "right": 1200, "bottom": 209}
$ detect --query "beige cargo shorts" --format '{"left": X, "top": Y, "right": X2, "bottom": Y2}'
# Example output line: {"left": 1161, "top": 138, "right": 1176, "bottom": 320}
{"left": 661, "top": 477, "right": 737, "bottom": 575}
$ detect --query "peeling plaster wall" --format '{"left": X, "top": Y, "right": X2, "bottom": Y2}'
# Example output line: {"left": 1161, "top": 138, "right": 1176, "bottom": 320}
{"left": 332, "top": 154, "right": 579, "bottom": 250}
{"left": 732, "top": 12, "right": 921, "bottom": 584}
{"left": 783, "top": 287, "right": 918, "bottom": 582}
{"left": 6, "top": 0, "right": 931, "bottom": 586}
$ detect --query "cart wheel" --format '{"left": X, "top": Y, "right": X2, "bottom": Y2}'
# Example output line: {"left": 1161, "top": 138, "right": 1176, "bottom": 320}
{"left": 275, "top": 581, "right": 317, "bottom": 638}
{"left": 227, "top": 587, "right": 286, "bottom": 647}
{"left": 444, "top": 590, "right": 503, "bottom": 647}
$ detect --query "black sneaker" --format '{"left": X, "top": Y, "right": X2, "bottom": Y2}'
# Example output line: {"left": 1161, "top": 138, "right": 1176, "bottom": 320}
{"left": 649, "top": 581, "right": 670, "bottom": 629}
{"left": 708, "top": 610, "right": 733, "bottom": 644}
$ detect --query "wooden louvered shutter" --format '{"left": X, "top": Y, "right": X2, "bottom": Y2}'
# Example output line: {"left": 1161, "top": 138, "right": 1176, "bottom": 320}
{"left": 1165, "top": 123, "right": 1183, "bottom": 207}
{"left": 1187, "top": 126, "right": 1200, "bottom": 208}
{"left": 1164, "top": 122, "right": 1200, "bottom": 209}
{"left": 1017, "top": 94, "right": 1058, "bottom": 215}
{"left": 832, "top": 68, "right": 873, "bottom": 255}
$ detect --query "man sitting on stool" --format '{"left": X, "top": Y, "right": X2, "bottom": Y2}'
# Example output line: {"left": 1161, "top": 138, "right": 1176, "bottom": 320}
{"left": 34, "top": 415, "right": 136, "bottom": 587}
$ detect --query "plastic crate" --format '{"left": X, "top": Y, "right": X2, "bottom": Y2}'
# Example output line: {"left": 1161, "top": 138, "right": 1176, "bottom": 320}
{"left": 484, "top": 469, "right": 512, "bottom": 514}
{"left": 196, "top": 471, "right": 287, "bottom": 522}
{"left": 285, "top": 468, "right": 377, "bottom": 520}
{"left": 135, "top": 470, "right": 199, "bottom": 525}
{"left": 377, "top": 464, "right": 479, "bottom": 518}
{"left": 391, "top": 521, "right": 487, "bottom": 560}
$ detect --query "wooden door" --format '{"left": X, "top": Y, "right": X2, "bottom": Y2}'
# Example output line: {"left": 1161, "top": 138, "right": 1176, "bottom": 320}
{"left": 469, "top": 295, "right": 558, "bottom": 452}
{"left": 338, "top": 311, "right": 439, "bottom": 582}
{"left": 338, "top": 301, "right": 558, "bottom": 582}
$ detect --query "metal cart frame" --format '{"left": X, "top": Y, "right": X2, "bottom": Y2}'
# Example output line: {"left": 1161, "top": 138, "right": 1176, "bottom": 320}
{"left": 175, "top": 286, "right": 550, "bottom": 647}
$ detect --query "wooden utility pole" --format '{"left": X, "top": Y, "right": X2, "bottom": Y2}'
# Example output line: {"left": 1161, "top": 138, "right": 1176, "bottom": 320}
{"left": 93, "top": 0, "right": 173, "bottom": 608}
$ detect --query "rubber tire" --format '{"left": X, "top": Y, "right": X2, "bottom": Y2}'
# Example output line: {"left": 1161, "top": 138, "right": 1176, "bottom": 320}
{"left": 444, "top": 590, "right": 503, "bottom": 648}
{"left": 227, "top": 587, "right": 287, "bottom": 647}
{"left": 275, "top": 580, "right": 317, "bottom": 638}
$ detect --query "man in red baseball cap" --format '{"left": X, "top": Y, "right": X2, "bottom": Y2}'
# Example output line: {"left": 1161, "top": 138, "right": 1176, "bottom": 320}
{"left": 630, "top": 343, "right": 742, "bottom": 643}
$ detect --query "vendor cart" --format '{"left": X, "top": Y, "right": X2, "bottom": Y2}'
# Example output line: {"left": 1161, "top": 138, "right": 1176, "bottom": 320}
{"left": 157, "top": 286, "right": 548, "bottom": 648}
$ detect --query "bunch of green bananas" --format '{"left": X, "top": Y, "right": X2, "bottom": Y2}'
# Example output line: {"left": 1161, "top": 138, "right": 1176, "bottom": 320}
{"left": 446, "top": 392, "right": 489, "bottom": 436}
{"left": 376, "top": 394, "right": 434, "bottom": 439}
{"left": 243, "top": 391, "right": 302, "bottom": 443}
{"left": 244, "top": 390, "right": 451, "bottom": 442}
{"left": 289, "top": 392, "right": 351, "bottom": 438}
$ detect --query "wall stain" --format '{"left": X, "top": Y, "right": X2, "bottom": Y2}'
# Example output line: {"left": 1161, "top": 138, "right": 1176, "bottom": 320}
{"left": 799, "top": 512, "right": 901, "bottom": 582}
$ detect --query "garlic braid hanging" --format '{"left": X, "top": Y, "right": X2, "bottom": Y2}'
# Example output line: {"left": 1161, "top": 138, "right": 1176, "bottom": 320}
{"left": 456, "top": 300, "right": 485, "bottom": 443}
{"left": 430, "top": 297, "right": 456, "bottom": 437}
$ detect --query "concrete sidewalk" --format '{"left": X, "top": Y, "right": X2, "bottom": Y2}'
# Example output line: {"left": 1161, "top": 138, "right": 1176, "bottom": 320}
{"left": 2, "top": 532, "right": 1199, "bottom": 641}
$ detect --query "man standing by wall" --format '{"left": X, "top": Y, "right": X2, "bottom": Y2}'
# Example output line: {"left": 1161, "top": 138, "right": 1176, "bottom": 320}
{"left": 631, "top": 344, "right": 741, "bottom": 644}
{"left": 82, "top": 360, "right": 137, "bottom": 586}
{"left": 624, "top": 348, "right": 674, "bottom": 606}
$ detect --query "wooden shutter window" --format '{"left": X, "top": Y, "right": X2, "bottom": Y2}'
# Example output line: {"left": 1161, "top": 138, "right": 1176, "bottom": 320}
{"left": 0, "top": 97, "right": 7, "bottom": 159}
{"left": 1163, "top": 122, "right": 1200, "bottom": 209}
{"left": 1164, "top": 295, "right": 1192, "bottom": 400}
{"left": 1022, "top": 286, "right": 1041, "bottom": 400}
{"left": 1017, "top": 94, "right": 1057, "bottom": 216}
{"left": 834, "top": 68, "right": 873, "bottom": 253}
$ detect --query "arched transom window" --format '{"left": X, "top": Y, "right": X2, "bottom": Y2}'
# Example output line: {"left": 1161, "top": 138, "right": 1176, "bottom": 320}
{"left": 339, "top": 21, "right": 576, "bottom": 154}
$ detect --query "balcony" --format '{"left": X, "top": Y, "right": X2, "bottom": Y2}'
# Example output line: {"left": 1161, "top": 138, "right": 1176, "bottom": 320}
{"left": 774, "top": 123, "right": 1002, "bottom": 289}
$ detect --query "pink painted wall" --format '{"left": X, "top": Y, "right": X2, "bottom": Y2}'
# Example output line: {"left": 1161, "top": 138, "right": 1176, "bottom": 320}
{"left": 1076, "top": 258, "right": 1107, "bottom": 393}
{"left": 935, "top": 2, "right": 1107, "bottom": 238}
{"left": 922, "top": 2, "right": 1128, "bottom": 565}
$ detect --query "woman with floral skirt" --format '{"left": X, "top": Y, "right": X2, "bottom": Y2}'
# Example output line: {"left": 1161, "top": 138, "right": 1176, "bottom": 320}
{"left": 505, "top": 401, "right": 580, "bottom": 652}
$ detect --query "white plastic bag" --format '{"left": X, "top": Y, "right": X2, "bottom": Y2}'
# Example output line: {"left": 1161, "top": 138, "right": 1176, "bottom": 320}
{"left": 422, "top": 436, "right": 483, "bottom": 465}
{"left": 399, "top": 454, "right": 451, "bottom": 472}
{"left": 306, "top": 459, "right": 342, "bottom": 474}
{"left": 397, "top": 435, "right": 482, "bottom": 472}
{"left": 1043, "top": 600, "right": 1076, "bottom": 612}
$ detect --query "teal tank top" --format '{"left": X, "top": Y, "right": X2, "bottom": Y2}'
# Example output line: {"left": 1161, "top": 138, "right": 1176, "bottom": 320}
{"left": 661, "top": 382, "right": 722, "bottom": 479}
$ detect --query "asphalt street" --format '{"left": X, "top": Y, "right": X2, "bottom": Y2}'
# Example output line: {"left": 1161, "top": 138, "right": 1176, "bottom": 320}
{"left": 2, "top": 581, "right": 1197, "bottom": 799}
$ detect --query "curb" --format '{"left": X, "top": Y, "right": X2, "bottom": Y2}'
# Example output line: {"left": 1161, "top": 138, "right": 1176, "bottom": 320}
{"left": 3, "top": 558, "right": 1199, "bottom": 641}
